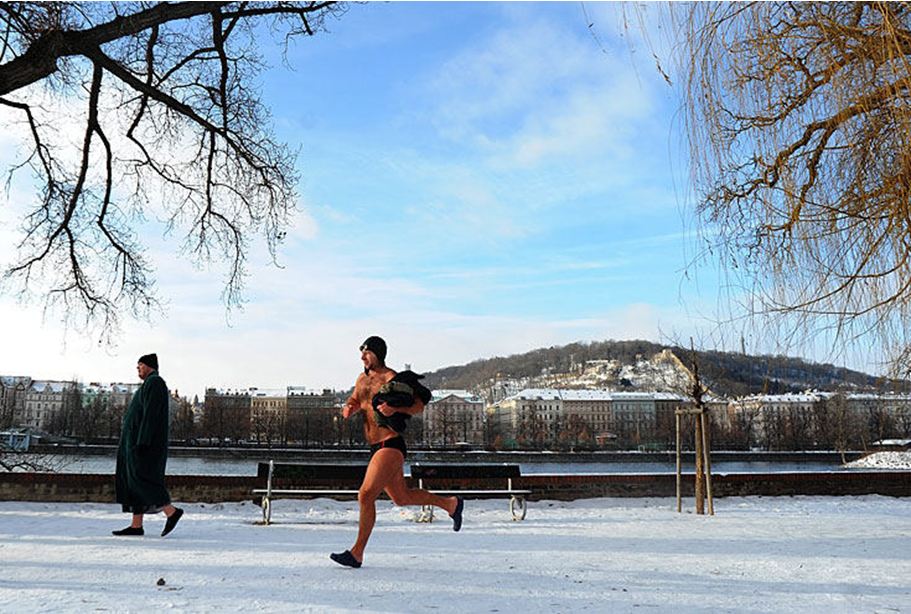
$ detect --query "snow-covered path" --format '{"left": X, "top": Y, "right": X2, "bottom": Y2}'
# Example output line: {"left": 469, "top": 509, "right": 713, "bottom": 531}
{"left": 1, "top": 496, "right": 909, "bottom": 613}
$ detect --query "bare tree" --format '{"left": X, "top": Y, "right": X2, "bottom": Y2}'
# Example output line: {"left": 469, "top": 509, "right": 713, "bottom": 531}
{"left": 651, "top": 2, "right": 911, "bottom": 375}
{"left": 0, "top": 450, "right": 66, "bottom": 472}
{"left": 0, "top": 2, "right": 344, "bottom": 340}
{"left": 516, "top": 406, "right": 547, "bottom": 450}
{"left": 171, "top": 395, "right": 195, "bottom": 442}
{"left": 867, "top": 402, "right": 899, "bottom": 442}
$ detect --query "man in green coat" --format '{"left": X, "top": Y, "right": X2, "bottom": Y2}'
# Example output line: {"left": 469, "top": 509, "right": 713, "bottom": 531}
{"left": 113, "top": 353, "right": 184, "bottom": 537}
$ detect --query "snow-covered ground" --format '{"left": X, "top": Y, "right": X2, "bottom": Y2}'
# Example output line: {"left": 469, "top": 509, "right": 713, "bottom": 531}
{"left": 1, "top": 496, "right": 910, "bottom": 613}
{"left": 846, "top": 451, "right": 911, "bottom": 470}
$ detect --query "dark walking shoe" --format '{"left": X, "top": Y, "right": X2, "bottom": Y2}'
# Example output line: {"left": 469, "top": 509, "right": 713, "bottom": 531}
{"left": 330, "top": 550, "right": 362, "bottom": 568}
{"left": 112, "top": 526, "right": 144, "bottom": 536}
{"left": 161, "top": 508, "right": 184, "bottom": 537}
{"left": 450, "top": 496, "right": 464, "bottom": 532}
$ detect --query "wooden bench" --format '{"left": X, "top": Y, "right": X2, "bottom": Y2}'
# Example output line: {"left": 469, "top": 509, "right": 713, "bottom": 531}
{"left": 253, "top": 460, "right": 532, "bottom": 524}
{"left": 410, "top": 463, "right": 531, "bottom": 521}
{"left": 253, "top": 461, "right": 368, "bottom": 525}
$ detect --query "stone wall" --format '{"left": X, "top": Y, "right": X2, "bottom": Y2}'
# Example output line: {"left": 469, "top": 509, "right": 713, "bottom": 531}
{"left": 1, "top": 471, "right": 908, "bottom": 503}
{"left": 0, "top": 473, "right": 255, "bottom": 504}
{"left": 519, "top": 471, "right": 911, "bottom": 500}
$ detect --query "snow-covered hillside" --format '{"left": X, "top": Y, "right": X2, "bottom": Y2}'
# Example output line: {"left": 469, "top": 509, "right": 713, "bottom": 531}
{"left": 485, "top": 349, "right": 693, "bottom": 402}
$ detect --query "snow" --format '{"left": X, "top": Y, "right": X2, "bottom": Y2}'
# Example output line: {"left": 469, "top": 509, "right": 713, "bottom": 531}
{"left": 846, "top": 451, "right": 911, "bottom": 470}
{"left": 1, "top": 496, "right": 910, "bottom": 613}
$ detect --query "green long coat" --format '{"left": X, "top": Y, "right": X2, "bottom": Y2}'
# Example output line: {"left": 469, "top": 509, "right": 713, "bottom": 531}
{"left": 115, "top": 371, "right": 171, "bottom": 513}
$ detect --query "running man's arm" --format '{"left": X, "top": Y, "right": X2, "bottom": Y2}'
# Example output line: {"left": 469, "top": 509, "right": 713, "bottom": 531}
{"left": 377, "top": 398, "right": 425, "bottom": 416}
{"left": 342, "top": 374, "right": 367, "bottom": 419}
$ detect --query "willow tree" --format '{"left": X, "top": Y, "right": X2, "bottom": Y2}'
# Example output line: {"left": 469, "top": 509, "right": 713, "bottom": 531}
{"left": 0, "top": 2, "right": 343, "bottom": 341}
{"left": 665, "top": 2, "right": 911, "bottom": 376}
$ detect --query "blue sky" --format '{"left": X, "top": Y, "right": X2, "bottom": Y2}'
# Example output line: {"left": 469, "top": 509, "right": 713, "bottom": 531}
{"left": 0, "top": 3, "right": 743, "bottom": 397}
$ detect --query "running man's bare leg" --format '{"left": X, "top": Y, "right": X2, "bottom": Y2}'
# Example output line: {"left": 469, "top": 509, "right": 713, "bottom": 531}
{"left": 349, "top": 448, "right": 403, "bottom": 562}
{"left": 384, "top": 469, "right": 458, "bottom": 514}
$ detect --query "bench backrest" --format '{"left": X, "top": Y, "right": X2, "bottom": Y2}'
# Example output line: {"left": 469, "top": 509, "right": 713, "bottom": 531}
{"left": 410, "top": 463, "right": 521, "bottom": 479}
{"left": 257, "top": 462, "right": 368, "bottom": 482}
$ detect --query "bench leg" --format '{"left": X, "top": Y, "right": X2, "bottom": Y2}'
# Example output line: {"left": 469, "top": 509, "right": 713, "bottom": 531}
{"left": 418, "top": 504, "right": 435, "bottom": 523}
{"left": 262, "top": 497, "right": 272, "bottom": 525}
{"left": 510, "top": 496, "right": 527, "bottom": 521}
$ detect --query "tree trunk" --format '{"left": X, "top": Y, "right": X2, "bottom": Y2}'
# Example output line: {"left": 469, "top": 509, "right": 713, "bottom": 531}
{"left": 694, "top": 412, "right": 705, "bottom": 515}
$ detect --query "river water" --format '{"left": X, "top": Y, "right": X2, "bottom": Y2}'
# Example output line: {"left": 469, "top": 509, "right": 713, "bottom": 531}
{"left": 24, "top": 453, "right": 864, "bottom": 476}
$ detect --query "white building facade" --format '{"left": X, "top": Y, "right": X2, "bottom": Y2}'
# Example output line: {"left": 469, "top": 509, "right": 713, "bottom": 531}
{"left": 18, "top": 380, "right": 79, "bottom": 430}
{"left": 490, "top": 389, "right": 690, "bottom": 447}
{"left": 422, "top": 390, "right": 485, "bottom": 446}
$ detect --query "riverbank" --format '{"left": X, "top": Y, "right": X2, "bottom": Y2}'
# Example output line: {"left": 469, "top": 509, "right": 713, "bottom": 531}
{"left": 18, "top": 447, "right": 874, "bottom": 477}
{"left": 29, "top": 443, "right": 867, "bottom": 464}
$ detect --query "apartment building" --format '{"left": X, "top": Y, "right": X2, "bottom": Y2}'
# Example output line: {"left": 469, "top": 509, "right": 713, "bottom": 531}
{"left": 286, "top": 387, "right": 339, "bottom": 444}
{"left": 560, "top": 389, "right": 614, "bottom": 442}
{"left": 249, "top": 388, "right": 287, "bottom": 443}
{"left": 727, "top": 392, "right": 911, "bottom": 448}
{"left": 423, "top": 389, "right": 485, "bottom": 446}
{"left": 203, "top": 387, "right": 253, "bottom": 441}
{"left": 81, "top": 382, "right": 140, "bottom": 409}
{"left": 0, "top": 376, "right": 31, "bottom": 428}
{"left": 489, "top": 388, "right": 563, "bottom": 444}
{"left": 490, "top": 389, "right": 693, "bottom": 447}
{"left": 18, "top": 380, "right": 79, "bottom": 430}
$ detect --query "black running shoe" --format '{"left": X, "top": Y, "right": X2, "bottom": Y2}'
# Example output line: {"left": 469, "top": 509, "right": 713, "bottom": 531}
{"left": 161, "top": 507, "right": 184, "bottom": 537}
{"left": 112, "top": 526, "right": 144, "bottom": 536}
{"left": 450, "top": 496, "right": 464, "bottom": 532}
{"left": 330, "top": 550, "right": 362, "bottom": 568}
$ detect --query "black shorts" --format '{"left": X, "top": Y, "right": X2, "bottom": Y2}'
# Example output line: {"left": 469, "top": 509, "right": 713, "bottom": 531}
{"left": 370, "top": 435, "right": 407, "bottom": 460}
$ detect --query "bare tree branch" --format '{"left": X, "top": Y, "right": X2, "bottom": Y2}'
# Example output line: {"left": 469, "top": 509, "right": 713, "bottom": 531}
{"left": 0, "top": 1, "right": 344, "bottom": 340}
{"left": 651, "top": 1, "right": 911, "bottom": 376}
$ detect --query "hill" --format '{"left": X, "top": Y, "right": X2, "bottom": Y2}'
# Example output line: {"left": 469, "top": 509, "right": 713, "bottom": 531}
{"left": 422, "top": 339, "right": 901, "bottom": 401}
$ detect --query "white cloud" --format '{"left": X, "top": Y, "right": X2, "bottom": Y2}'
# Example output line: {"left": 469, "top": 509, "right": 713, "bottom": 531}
{"left": 287, "top": 202, "right": 319, "bottom": 241}
{"left": 428, "top": 16, "right": 661, "bottom": 170}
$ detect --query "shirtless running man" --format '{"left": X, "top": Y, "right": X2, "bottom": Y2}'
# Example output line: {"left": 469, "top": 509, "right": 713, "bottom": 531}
{"left": 330, "top": 336, "right": 463, "bottom": 568}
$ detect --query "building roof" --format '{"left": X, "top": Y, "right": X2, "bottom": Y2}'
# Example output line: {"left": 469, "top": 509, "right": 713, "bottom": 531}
{"left": 503, "top": 389, "right": 689, "bottom": 403}
{"left": 431, "top": 389, "right": 483, "bottom": 403}
{"left": 81, "top": 382, "right": 139, "bottom": 395}
{"left": 287, "top": 387, "right": 334, "bottom": 397}
{"left": 249, "top": 388, "right": 286, "bottom": 398}
{"left": 735, "top": 391, "right": 911, "bottom": 404}
{"left": 511, "top": 388, "right": 565, "bottom": 401}
{"left": 0, "top": 376, "right": 31, "bottom": 387}
{"left": 206, "top": 388, "right": 253, "bottom": 396}
{"left": 735, "top": 393, "right": 821, "bottom": 403}
{"left": 28, "top": 380, "right": 76, "bottom": 394}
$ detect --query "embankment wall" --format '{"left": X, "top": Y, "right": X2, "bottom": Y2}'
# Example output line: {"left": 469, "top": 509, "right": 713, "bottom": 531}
{"left": 1, "top": 471, "right": 908, "bottom": 503}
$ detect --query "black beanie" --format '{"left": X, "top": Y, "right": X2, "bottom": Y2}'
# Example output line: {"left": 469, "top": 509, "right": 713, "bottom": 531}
{"left": 360, "top": 336, "right": 387, "bottom": 364}
{"left": 138, "top": 353, "right": 159, "bottom": 370}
